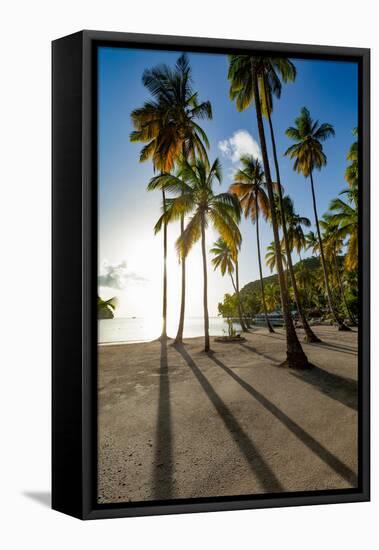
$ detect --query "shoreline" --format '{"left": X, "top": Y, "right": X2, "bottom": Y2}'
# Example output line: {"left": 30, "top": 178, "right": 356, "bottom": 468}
{"left": 98, "top": 323, "right": 356, "bottom": 347}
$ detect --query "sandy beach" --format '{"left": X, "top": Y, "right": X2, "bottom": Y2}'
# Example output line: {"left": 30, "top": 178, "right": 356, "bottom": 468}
{"left": 97, "top": 326, "right": 358, "bottom": 503}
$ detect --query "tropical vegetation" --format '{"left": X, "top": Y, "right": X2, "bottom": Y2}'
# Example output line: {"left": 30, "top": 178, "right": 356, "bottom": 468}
{"left": 129, "top": 53, "right": 359, "bottom": 367}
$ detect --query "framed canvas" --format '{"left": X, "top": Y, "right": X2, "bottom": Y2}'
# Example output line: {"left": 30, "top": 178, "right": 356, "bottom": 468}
{"left": 52, "top": 30, "right": 370, "bottom": 520}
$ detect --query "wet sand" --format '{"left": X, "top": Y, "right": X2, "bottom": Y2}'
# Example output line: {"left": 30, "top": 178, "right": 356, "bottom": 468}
{"left": 97, "top": 326, "right": 358, "bottom": 503}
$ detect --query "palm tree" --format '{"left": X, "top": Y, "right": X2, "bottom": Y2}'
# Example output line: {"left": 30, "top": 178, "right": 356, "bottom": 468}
{"left": 329, "top": 190, "right": 358, "bottom": 272}
{"left": 285, "top": 107, "right": 349, "bottom": 331}
{"left": 274, "top": 194, "right": 321, "bottom": 340}
{"left": 265, "top": 241, "right": 287, "bottom": 273}
{"left": 282, "top": 196, "right": 311, "bottom": 260}
{"left": 265, "top": 283, "right": 280, "bottom": 312}
{"left": 228, "top": 55, "right": 310, "bottom": 368}
{"left": 345, "top": 127, "right": 358, "bottom": 189}
{"left": 97, "top": 296, "right": 117, "bottom": 319}
{"left": 149, "top": 158, "right": 241, "bottom": 352}
{"left": 210, "top": 238, "right": 248, "bottom": 332}
{"left": 321, "top": 214, "right": 357, "bottom": 325}
{"left": 248, "top": 56, "right": 321, "bottom": 343}
{"left": 305, "top": 230, "right": 320, "bottom": 256}
{"left": 295, "top": 261, "right": 314, "bottom": 294}
{"left": 130, "top": 53, "right": 212, "bottom": 342}
{"left": 229, "top": 155, "right": 274, "bottom": 332}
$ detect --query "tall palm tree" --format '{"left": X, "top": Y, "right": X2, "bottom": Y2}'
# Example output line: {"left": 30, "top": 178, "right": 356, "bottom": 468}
{"left": 210, "top": 238, "right": 248, "bottom": 332}
{"left": 229, "top": 155, "right": 274, "bottom": 332}
{"left": 228, "top": 55, "right": 310, "bottom": 368}
{"left": 285, "top": 107, "right": 350, "bottom": 331}
{"left": 130, "top": 53, "right": 212, "bottom": 342}
{"left": 149, "top": 158, "right": 241, "bottom": 352}
{"left": 251, "top": 57, "right": 321, "bottom": 343}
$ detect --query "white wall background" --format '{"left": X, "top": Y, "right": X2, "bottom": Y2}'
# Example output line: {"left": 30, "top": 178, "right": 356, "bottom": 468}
{"left": 0, "top": 1, "right": 376, "bottom": 548}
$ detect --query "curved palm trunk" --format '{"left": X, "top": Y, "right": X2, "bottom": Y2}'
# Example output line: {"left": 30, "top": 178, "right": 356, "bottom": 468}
{"left": 231, "top": 262, "right": 248, "bottom": 332}
{"left": 160, "top": 189, "right": 168, "bottom": 339}
{"left": 255, "top": 194, "right": 274, "bottom": 333}
{"left": 309, "top": 171, "right": 350, "bottom": 331}
{"left": 252, "top": 69, "right": 309, "bottom": 368}
{"left": 264, "top": 86, "right": 320, "bottom": 343}
{"left": 333, "top": 249, "right": 357, "bottom": 326}
{"left": 200, "top": 213, "right": 210, "bottom": 352}
{"left": 174, "top": 214, "right": 186, "bottom": 344}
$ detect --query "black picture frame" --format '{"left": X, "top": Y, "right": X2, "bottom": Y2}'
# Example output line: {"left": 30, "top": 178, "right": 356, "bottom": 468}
{"left": 52, "top": 30, "right": 370, "bottom": 520}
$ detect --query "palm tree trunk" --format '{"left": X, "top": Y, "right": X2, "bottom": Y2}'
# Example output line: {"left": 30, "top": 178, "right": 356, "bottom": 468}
{"left": 175, "top": 146, "right": 187, "bottom": 344}
{"left": 161, "top": 189, "right": 168, "bottom": 339}
{"left": 175, "top": 214, "right": 186, "bottom": 344}
{"left": 234, "top": 260, "right": 248, "bottom": 332}
{"left": 200, "top": 213, "right": 210, "bottom": 352}
{"left": 264, "top": 86, "right": 320, "bottom": 343}
{"left": 252, "top": 68, "right": 309, "bottom": 368}
{"left": 333, "top": 249, "right": 356, "bottom": 326}
{"left": 230, "top": 271, "right": 250, "bottom": 328}
{"left": 309, "top": 170, "right": 350, "bottom": 331}
{"left": 255, "top": 194, "right": 274, "bottom": 333}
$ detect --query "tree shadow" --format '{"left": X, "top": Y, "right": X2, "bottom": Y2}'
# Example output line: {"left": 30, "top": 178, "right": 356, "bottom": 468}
{"left": 238, "top": 342, "right": 281, "bottom": 364}
{"left": 22, "top": 491, "right": 51, "bottom": 507}
{"left": 153, "top": 338, "right": 173, "bottom": 500}
{"left": 291, "top": 366, "right": 357, "bottom": 411}
{"left": 255, "top": 332, "right": 286, "bottom": 341}
{"left": 309, "top": 342, "right": 358, "bottom": 356}
{"left": 174, "top": 344, "right": 283, "bottom": 493}
{"left": 208, "top": 354, "right": 357, "bottom": 487}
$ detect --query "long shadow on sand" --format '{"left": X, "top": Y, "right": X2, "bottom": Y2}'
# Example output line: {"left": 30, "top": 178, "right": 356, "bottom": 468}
{"left": 153, "top": 338, "right": 173, "bottom": 500}
{"left": 175, "top": 344, "right": 283, "bottom": 493}
{"left": 308, "top": 342, "right": 358, "bottom": 356}
{"left": 291, "top": 366, "right": 357, "bottom": 411}
{"left": 208, "top": 354, "right": 357, "bottom": 487}
{"left": 240, "top": 342, "right": 357, "bottom": 411}
{"left": 238, "top": 342, "right": 281, "bottom": 364}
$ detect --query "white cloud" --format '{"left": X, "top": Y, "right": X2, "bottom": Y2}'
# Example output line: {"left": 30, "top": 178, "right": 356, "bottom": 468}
{"left": 98, "top": 260, "right": 147, "bottom": 290}
{"left": 218, "top": 129, "right": 261, "bottom": 163}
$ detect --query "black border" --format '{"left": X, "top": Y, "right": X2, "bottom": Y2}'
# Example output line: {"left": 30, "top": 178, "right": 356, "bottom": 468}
{"left": 52, "top": 30, "right": 370, "bottom": 520}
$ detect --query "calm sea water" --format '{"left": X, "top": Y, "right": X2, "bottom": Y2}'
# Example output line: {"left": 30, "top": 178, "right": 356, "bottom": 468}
{"left": 98, "top": 317, "right": 242, "bottom": 344}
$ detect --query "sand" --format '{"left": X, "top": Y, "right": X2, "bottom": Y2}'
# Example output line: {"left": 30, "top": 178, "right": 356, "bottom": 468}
{"left": 97, "top": 326, "right": 358, "bottom": 503}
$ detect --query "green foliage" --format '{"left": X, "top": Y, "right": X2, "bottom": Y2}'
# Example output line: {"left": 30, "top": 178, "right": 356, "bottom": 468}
{"left": 228, "top": 55, "right": 296, "bottom": 117}
{"left": 130, "top": 53, "right": 212, "bottom": 173}
{"left": 218, "top": 293, "right": 239, "bottom": 318}
{"left": 219, "top": 255, "right": 358, "bottom": 320}
{"left": 211, "top": 238, "right": 236, "bottom": 277}
{"left": 97, "top": 296, "right": 117, "bottom": 319}
{"left": 285, "top": 107, "right": 335, "bottom": 177}
{"left": 229, "top": 156, "right": 270, "bottom": 222}
{"left": 224, "top": 318, "right": 237, "bottom": 338}
{"left": 345, "top": 127, "right": 358, "bottom": 189}
{"left": 265, "top": 241, "right": 286, "bottom": 273}
{"left": 149, "top": 158, "right": 242, "bottom": 259}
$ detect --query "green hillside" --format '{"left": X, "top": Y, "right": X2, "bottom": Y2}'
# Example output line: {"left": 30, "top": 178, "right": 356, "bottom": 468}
{"left": 239, "top": 256, "right": 321, "bottom": 297}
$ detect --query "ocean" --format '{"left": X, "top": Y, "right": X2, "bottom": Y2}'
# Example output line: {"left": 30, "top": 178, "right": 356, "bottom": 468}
{"left": 98, "top": 317, "right": 242, "bottom": 344}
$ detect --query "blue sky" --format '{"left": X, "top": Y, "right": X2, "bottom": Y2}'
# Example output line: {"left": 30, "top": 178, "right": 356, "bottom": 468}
{"left": 98, "top": 46, "right": 358, "bottom": 322}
